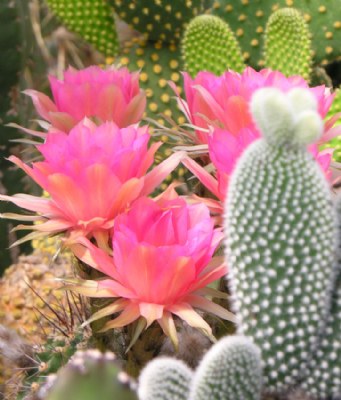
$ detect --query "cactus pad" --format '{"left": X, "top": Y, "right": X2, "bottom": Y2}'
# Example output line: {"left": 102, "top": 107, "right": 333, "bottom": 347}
{"left": 264, "top": 8, "right": 312, "bottom": 82}
{"left": 45, "top": 0, "right": 119, "bottom": 56}
{"left": 182, "top": 14, "right": 245, "bottom": 77}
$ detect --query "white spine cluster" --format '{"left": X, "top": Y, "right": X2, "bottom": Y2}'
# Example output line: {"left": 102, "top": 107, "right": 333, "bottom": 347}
{"left": 189, "top": 336, "right": 262, "bottom": 400}
{"left": 224, "top": 88, "right": 337, "bottom": 392}
{"left": 138, "top": 357, "right": 193, "bottom": 400}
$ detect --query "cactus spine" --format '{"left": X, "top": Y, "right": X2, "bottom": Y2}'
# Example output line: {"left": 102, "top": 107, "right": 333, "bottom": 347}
{"left": 224, "top": 87, "right": 337, "bottom": 393}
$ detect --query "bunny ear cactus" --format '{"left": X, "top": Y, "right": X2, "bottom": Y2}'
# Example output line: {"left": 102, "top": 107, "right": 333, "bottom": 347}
{"left": 182, "top": 14, "right": 245, "bottom": 77}
{"left": 138, "top": 357, "right": 193, "bottom": 400}
{"left": 224, "top": 87, "right": 337, "bottom": 393}
{"left": 264, "top": 8, "right": 312, "bottom": 82}
{"left": 211, "top": 1, "right": 341, "bottom": 67}
{"left": 138, "top": 335, "right": 262, "bottom": 400}
{"left": 45, "top": 0, "right": 119, "bottom": 56}
{"left": 189, "top": 336, "right": 262, "bottom": 400}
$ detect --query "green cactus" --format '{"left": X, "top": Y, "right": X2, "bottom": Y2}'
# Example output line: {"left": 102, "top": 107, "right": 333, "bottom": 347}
{"left": 298, "top": 195, "right": 341, "bottom": 399}
{"left": 189, "top": 336, "right": 262, "bottom": 400}
{"left": 264, "top": 8, "right": 312, "bottom": 82}
{"left": 224, "top": 87, "right": 337, "bottom": 393}
{"left": 45, "top": 349, "right": 137, "bottom": 400}
{"left": 138, "top": 357, "right": 193, "bottom": 400}
{"left": 17, "top": 332, "right": 85, "bottom": 399}
{"left": 108, "top": 0, "right": 209, "bottom": 43}
{"left": 45, "top": 0, "right": 119, "bottom": 56}
{"left": 210, "top": 1, "right": 341, "bottom": 67}
{"left": 182, "top": 14, "right": 245, "bottom": 77}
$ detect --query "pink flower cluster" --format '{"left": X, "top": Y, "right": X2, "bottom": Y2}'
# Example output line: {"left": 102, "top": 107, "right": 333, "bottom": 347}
{"left": 1, "top": 65, "right": 339, "bottom": 346}
{"left": 178, "top": 67, "right": 340, "bottom": 211}
{"left": 0, "top": 66, "right": 230, "bottom": 346}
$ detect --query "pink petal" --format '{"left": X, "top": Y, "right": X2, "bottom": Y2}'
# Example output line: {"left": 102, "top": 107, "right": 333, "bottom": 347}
{"left": 121, "top": 91, "right": 146, "bottom": 126}
{"left": 167, "top": 302, "right": 212, "bottom": 335}
{"left": 24, "top": 89, "right": 57, "bottom": 121}
{"left": 98, "top": 303, "right": 140, "bottom": 332}
{"left": 141, "top": 151, "right": 186, "bottom": 196}
{"left": 139, "top": 303, "right": 164, "bottom": 328}
{"left": 182, "top": 156, "right": 221, "bottom": 199}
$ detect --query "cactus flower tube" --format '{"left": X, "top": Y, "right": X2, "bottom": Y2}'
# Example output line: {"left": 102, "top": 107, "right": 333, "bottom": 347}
{"left": 65, "top": 195, "right": 235, "bottom": 348}
{"left": 0, "top": 120, "right": 184, "bottom": 245}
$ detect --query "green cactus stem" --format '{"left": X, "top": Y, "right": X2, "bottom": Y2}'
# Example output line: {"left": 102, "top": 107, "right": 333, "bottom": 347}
{"left": 138, "top": 357, "right": 193, "bottom": 400}
{"left": 182, "top": 14, "right": 245, "bottom": 77}
{"left": 224, "top": 87, "right": 337, "bottom": 393}
{"left": 45, "top": 0, "right": 119, "bottom": 56}
{"left": 46, "top": 349, "right": 137, "bottom": 400}
{"left": 299, "top": 195, "right": 341, "bottom": 399}
{"left": 264, "top": 8, "right": 312, "bottom": 82}
{"left": 189, "top": 335, "right": 262, "bottom": 400}
{"left": 108, "top": 0, "right": 208, "bottom": 43}
{"left": 211, "top": 1, "right": 341, "bottom": 67}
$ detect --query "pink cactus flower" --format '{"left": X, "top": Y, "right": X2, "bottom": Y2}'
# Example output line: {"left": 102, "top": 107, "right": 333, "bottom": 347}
{"left": 24, "top": 66, "right": 146, "bottom": 133}
{"left": 65, "top": 194, "right": 234, "bottom": 348}
{"left": 179, "top": 68, "right": 341, "bottom": 208}
{"left": 0, "top": 120, "right": 184, "bottom": 245}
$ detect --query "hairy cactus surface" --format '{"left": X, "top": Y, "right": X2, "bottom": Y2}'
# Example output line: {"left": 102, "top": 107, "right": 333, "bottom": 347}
{"left": 224, "top": 87, "right": 337, "bottom": 393}
{"left": 182, "top": 14, "right": 245, "bottom": 77}
{"left": 189, "top": 335, "right": 262, "bottom": 400}
{"left": 138, "top": 357, "right": 193, "bottom": 400}
{"left": 45, "top": 0, "right": 119, "bottom": 56}
{"left": 264, "top": 8, "right": 312, "bottom": 81}
{"left": 299, "top": 195, "right": 341, "bottom": 399}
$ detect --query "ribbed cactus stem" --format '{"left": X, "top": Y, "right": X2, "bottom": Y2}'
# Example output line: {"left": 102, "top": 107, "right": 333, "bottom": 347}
{"left": 189, "top": 336, "right": 262, "bottom": 400}
{"left": 224, "top": 87, "right": 337, "bottom": 393}
{"left": 138, "top": 357, "right": 193, "bottom": 400}
{"left": 264, "top": 8, "right": 312, "bottom": 82}
{"left": 182, "top": 14, "right": 245, "bottom": 77}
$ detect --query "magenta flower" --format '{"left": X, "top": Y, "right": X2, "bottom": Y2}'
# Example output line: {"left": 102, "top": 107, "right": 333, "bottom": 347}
{"left": 179, "top": 68, "right": 341, "bottom": 208}
{"left": 24, "top": 66, "right": 146, "bottom": 133}
{"left": 65, "top": 194, "right": 234, "bottom": 347}
{"left": 0, "top": 120, "right": 184, "bottom": 244}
